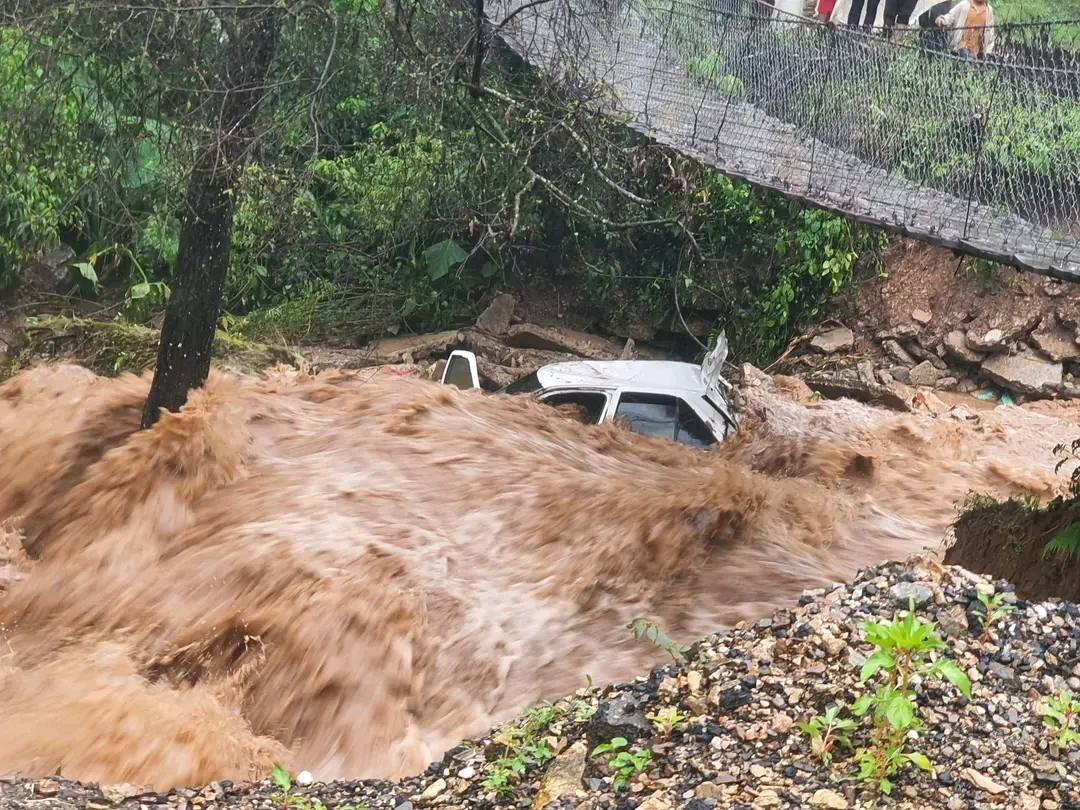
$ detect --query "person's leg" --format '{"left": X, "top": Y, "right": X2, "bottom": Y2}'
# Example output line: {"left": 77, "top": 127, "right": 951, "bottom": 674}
{"left": 862, "top": 0, "right": 882, "bottom": 30}
{"left": 847, "top": 0, "right": 866, "bottom": 27}
{"left": 883, "top": 0, "right": 898, "bottom": 35}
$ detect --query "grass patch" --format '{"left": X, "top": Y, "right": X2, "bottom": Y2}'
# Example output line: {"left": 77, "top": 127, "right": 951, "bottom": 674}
{"left": 3, "top": 315, "right": 300, "bottom": 378}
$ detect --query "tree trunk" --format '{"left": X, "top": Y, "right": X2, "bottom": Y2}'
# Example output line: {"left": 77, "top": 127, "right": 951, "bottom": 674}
{"left": 141, "top": 7, "right": 282, "bottom": 428}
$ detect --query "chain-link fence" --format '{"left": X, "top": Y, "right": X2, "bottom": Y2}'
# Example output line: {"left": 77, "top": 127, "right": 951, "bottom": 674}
{"left": 495, "top": 0, "right": 1080, "bottom": 280}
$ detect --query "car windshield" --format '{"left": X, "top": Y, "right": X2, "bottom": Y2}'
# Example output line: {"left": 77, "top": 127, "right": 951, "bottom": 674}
{"left": 502, "top": 372, "right": 542, "bottom": 394}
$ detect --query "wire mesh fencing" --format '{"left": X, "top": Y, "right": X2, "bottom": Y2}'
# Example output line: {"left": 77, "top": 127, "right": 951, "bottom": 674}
{"left": 493, "top": 0, "right": 1080, "bottom": 280}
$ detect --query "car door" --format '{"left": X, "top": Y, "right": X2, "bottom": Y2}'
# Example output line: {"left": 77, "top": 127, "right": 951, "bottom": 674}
{"left": 610, "top": 390, "right": 717, "bottom": 448}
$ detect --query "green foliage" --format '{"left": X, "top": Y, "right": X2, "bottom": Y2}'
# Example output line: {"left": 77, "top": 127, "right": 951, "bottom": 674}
{"left": 698, "top": 174, "right": 880, "bottom": 361}
{"left": 752, "top": 209, "right": 867, "bottom": 359}
{"left": 975, "top": 591, "right": 1016, "bottom": 644}
{"left": 589, "top": 737, "right": 652, "bottom": 791}
{"left": 422, "top": 239, "right": 469, "bottom": 282}
{"left": 1044, "top": 522, "right": 1080, "bottom": 561}
{"left": 1040, "top": 691, "right": 1080, "bottom": 749}
{"left": 627, "top": 618, "right": 690, "bottom": 665}
{"left": 646, "top": 706, "right": 688, "bottom": 737}
{"left": 0, "top": 30, "right": 98, "bottom": 288}
{"left": 481, "top": 703, "right": 559, "bottom": 795}
{"left": 964, "top": 258, "right": 1007, "bottom": 292}
{"left": 850, "top": 600, "right": 971, "bottom": 794}
{"left": 0, "top": 0, "right": 881, "bottom": 360}
{"left": 798, "top": 706, "right": 857, "bottom": 765}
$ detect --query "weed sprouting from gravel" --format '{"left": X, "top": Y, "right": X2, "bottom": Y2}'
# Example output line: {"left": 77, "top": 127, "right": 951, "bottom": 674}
{"left": 798, "top": 600, "right": 972, "bottom": 795}
{"left": 1040, "top": 691, "right": 1080, "bottom": 750}
{"left": 799, "top": 706, "right": 856, "bottom": 766}
{"left": 627, "top": 618, "right": 690, "bottom": 665}
{"left": 976, "top": 590, "right": 1016, "bottom": 644}
{"left": 481, "top": 704, "right": 559, "bottom": 795}
{"left": 851, "top": 599, "right": 972, "bottom": 794}
{"left": 590, "top": 737, "right": 652, "bottom": 791}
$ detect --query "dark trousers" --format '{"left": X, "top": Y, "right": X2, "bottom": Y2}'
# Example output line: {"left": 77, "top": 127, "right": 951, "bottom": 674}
{"left": 883, "top": 0, "right": 918, "bottom": 28}
{"left": 847, "top": 0, "right": 881, "bottom": 29}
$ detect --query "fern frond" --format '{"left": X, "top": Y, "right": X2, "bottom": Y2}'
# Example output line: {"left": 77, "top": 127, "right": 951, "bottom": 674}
{"left": 1044, "top": 522, "right": 1080, "bottom": 561}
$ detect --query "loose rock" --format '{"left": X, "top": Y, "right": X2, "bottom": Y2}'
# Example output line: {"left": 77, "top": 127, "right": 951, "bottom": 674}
{"left": 908, "top": 360, "right": 943, "bottom": 388}
{"left": 810, "top": 788, "right": 849, "bottom": 808}
{"left": 810, "top": 326, "right": 855, "bottom": 354}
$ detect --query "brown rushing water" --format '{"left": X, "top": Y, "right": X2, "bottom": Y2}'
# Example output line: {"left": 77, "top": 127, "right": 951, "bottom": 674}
{"left": 0, "top": 364, "right": 1076, "bottom": 788}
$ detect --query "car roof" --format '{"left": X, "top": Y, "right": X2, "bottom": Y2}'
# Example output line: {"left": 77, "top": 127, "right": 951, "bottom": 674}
{"left": 535, "top": 360, "right": 706, "bottom": 393}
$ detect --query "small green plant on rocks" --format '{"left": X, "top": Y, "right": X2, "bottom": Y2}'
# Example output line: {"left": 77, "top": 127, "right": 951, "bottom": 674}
{"left": 851, "top": 600, "right": 972, "bottom": 795}
{"left": 481, "top": 703, "right": 558, "bottom": 795}
{"left": 976, "top": 590, "right": 1016, "bottom": 644}
{"left": 590, "top": 737, "right": 652, "bottom": 791}
{"left": 627, "top": 618, "right": 689, "bottom": 665}
{"left": 646, "top": 706, "right": 688, "bottom": 737}
{"left": 270, "top": 765, "right": 366, "bottom": 810}
{"left": 1040, "top": 691, "right": 1080, "bottom": 749}
{"left": 799, "top": 705, "right": 857, "bottom": 765}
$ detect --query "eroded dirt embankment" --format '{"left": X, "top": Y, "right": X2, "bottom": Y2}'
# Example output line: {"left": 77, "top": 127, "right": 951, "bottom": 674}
{"left": 948, "top": 497, "right": 1080, "bottom": 603}
{"left": 1, "top": 364, "right": 1078, "bottom": 789}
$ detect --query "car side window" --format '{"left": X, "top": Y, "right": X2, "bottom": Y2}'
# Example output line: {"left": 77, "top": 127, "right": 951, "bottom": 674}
{"left": 538, "top": 391, "right": 608, "bottom": 424}
{"left": 675, "top": 400, "right": 716, "bottom": 449}
{"left": 614, "top": 393, "right": 715, "bottom": 449}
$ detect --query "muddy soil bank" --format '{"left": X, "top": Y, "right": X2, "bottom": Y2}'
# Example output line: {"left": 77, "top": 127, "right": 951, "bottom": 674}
{"left": 948, "top": 499, "right": 1080, "bottom": 603}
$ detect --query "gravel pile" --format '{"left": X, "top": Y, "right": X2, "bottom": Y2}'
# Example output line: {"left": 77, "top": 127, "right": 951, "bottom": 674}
{"left": 3, "top": 559, "right": 1078, "bottom": 810}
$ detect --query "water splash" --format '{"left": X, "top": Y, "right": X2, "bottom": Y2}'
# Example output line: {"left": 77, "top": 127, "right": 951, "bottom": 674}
{"left": 0, "top": 364, "right": 1075, "bottom": 787}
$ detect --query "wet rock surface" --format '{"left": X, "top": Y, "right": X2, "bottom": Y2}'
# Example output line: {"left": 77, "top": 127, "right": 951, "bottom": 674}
{"left": 981, "top": 352, "right": 1063, "bottom": 396}
{"left": 3, "top": 561, "right": 1077, "bottom": 810}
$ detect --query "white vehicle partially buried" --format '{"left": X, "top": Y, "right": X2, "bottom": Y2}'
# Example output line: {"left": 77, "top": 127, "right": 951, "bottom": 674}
{"left": 440, "top": 337, "right": 737, "bottom": 449}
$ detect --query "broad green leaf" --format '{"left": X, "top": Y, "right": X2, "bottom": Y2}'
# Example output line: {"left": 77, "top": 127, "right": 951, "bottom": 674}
{"left": 851, "top": 694, "right": 874, "bottom": 716}
{"left": 932, "top": 659, "right": 972, "bottom": 699}
{"left": 860, "top": 651, "right": 895, "bottom": 683}
{"left": 73, "top": 261, "right": 98, "bottom": 286}
{"left": 128, "top": 281, "right": 150, "bottom": 300}
{"left": 879, "top": 777, "right": 893, "bottom": 795}
{"left": 883, "top": 692, "right": 916, "bottom": 730}
{"left": 126, "top": 138, "right": 161, "bottom": 188}
{"left": 422, "top": 238, "right": 468, "bottom": 281}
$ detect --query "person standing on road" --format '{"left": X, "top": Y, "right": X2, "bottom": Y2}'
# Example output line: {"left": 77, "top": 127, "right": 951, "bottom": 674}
{"left": 936, "top": 0, "right": 996, "bottom": 57}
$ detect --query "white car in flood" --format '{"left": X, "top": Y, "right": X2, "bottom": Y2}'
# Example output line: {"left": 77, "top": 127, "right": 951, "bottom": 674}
{"left": 441, "top": 337, "right": 737, "bottom": 449}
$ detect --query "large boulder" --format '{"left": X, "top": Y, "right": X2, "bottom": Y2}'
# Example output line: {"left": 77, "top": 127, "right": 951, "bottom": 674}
{"left": 363, "top": 330, "right": 463, "bottom": 365}
{"left": 24, "top": 244, "right": 76, "bottom": 290}
{"left": 809, "top": 326, "right": 854, "bottom": 354}
{"left": 475, "top": 293, "right": 516, "bottom": 335}
{"left": 1029, "top": 325, "right": 1080, "bottom": 363}
{"left": 742, "top": 363, "right": 775, "bottom": 389}
{"left": 504, "top": 324, "right": 624, "bottom": 360}
{"left": 803, "top": 370, "right": 912, "bottom": 411}
{"left": 981, "top": 353, "right": 1062, "bottom": 396}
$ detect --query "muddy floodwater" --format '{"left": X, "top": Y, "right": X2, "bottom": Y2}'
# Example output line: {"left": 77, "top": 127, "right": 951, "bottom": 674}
{"left": 0, "top": 365, "right": 1076, "bottom": 788}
